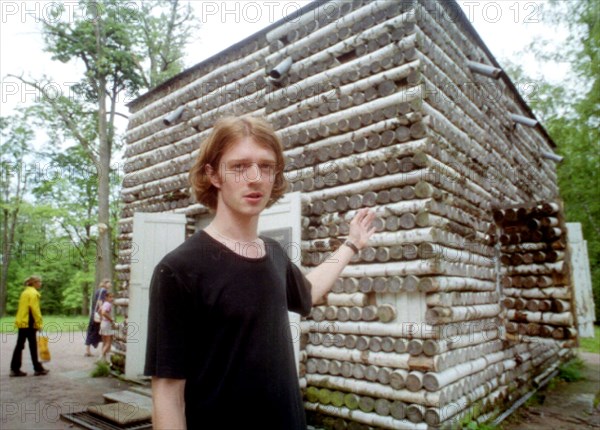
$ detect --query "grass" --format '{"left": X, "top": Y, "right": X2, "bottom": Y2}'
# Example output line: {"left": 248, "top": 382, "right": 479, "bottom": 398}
{"left": 0, "top": 314, "right": 125, "bottom": 334}
{"left": 524, "top": 391, "right": 545, "bottom": 407}
{"left": 0, "top": 315, "right": 89, "bottom": 333}
{"left": 578, "top": 325, "right": 600, "bottom": 354}
{"left": 457, "top": 401, "right": 502, "bottom": 430}
{"left": 558, "top": 357, "right": 585, "bottom": 382}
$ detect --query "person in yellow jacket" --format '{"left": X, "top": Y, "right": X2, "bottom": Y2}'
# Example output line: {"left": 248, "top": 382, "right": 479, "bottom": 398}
{"left": 10, "top": 276, "right": 49, "bottom": 377}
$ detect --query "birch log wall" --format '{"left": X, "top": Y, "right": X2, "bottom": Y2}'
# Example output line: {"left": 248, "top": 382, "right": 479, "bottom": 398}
{"left": 495, "top": 202, "right": 577, "bottom": 343}
{"left": 117, "top": 0, "right": 577, "bottom": 428}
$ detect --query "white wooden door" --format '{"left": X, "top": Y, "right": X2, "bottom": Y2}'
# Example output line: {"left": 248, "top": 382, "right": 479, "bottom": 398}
{"left": 125, "top": 212, "right": 187, "bottom": 379}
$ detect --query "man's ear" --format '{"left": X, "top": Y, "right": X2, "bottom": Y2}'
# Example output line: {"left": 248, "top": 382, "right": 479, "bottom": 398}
{"left": 205, "top": 164, "right": 221, "bottom": 189}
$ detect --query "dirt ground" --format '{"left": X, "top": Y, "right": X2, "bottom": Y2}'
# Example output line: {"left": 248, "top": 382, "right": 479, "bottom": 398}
{"left": 1, "top": 330, "right": 138, "bottom": 429}
{"left": 1, "top": 330, "right": 599, "bottom": 429}
{"left": 500, "top": 351, "right": 600, "bottom": 430}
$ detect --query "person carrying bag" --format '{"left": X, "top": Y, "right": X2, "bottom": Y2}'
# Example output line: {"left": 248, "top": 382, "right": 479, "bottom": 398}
{"left": 10, "top": 276, "right": 49, "bottom": 377}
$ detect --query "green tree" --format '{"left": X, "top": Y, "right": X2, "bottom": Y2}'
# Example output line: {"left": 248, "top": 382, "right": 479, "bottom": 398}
{"left": 0, "top": 111, "right": 36, "bottom": 316}
{"left": 42, "top": 0, "right": 145, "bottom": 286}
{"left": 4, "top": 202, "right": 45, "bottom": 314}
{"left": 32, "top": 145, "right": 98, "bottom": 314}
{"left": 547, "top": 0, "right": 599, "bottom": 321}
{"left": 510, "top": 0, "right": 600, "bottom": 319}
{"left": 137, "top": 0, "right": 198, "bottom": 88}
{"left": 62, "top": 269, "right": 95, "bottom": 314}
{"left": 4, "top": 202, "right": 77, "bottom": 316}
{"left": 9, "top": 0, "right": 196, "bottom": 286}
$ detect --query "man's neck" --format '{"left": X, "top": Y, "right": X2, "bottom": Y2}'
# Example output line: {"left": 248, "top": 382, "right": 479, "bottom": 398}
{"left": 210, "top": 212, "right": 259, "bottom": 242}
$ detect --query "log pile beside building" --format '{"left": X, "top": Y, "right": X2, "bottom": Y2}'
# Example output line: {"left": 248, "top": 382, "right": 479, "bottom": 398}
{"left": 117, "top": 0, "right": 577, "bottom": 428}
{"left": 495, "top": 202, "right": 576, "bottom": 343}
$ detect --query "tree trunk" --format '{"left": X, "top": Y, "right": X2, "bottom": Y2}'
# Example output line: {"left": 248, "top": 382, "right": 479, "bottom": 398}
{"left": 81, "top": 262, "right": 91, "bottom": 315}
{"left": 82, "top": 207, "right": 93, "bottom": 315}
{"left": 0, "top": 164, "right": 25, "bottom": 316}
{"left": 1, "top": 209, "right": 11, "bottom": 316}
{"left": 0, "top": 209, "right": 14, "bottom": 317}
{"left": 95, "top": 20, "right": 113, "bottom": 285}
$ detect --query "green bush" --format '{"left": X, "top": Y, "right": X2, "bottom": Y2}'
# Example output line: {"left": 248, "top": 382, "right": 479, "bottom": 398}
{"left": 91, "top": 360, "right": 111, "bottom": 378}
{"left": 558, "top": 358, "right": 585, "bottom": 382}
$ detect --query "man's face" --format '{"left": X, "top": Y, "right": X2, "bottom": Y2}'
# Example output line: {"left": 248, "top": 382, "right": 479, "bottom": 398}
{"left": 209, "top": 137, "right": 278, "bottom": 219}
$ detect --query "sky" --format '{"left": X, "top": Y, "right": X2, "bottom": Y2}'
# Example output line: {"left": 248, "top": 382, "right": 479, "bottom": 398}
{"left": 0, "top": 0, "right": 570, "bottom": 129}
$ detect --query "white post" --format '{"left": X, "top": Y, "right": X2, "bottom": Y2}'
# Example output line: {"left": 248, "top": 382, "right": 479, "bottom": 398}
{"left": 125, "top": 212, "right": 187, "bottom": 379}
{"left": 566, "top": 223, "right": 595, "bottom": 337}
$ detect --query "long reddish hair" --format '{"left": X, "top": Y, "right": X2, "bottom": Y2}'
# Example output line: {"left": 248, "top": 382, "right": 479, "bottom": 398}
{"left": 189, "top": 116, "right": 287, "bottom": 211}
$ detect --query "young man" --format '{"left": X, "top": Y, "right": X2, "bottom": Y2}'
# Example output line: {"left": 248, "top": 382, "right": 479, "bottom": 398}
{"left": 10, "top": 276, "right": 49, "bottom": 377}
{"left": 144, "top": 116, "right": 375, "bottom": 429}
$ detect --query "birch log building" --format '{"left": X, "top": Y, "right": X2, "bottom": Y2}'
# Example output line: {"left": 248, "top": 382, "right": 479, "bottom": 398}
{"left": 117, "top": 0, "right": 578, "bottom": 428}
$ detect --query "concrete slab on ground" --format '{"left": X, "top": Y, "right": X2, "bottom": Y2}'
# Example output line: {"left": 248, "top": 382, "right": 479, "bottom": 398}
{"left": 103, "top": 390, "right": 153, "bottom": 411}
{"left": 88, "top": 402, "right": 151, "bottom": 425}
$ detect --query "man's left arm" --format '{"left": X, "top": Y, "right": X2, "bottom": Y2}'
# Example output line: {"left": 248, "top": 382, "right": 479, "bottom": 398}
{"left": 306, "top": 208, "right": 375, "bottom": 304}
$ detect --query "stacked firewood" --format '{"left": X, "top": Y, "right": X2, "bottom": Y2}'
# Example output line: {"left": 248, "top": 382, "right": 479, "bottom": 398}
{"left": 441, "top": 339, "right": 573, "bottom": 428}
{"left": 301, "top": 316, "right": 508, "bottom": 428}
{"left": 495, "top": 202, "right": 576, "bottom": 343}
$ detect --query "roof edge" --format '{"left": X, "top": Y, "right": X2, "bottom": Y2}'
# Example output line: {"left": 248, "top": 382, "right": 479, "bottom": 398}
{"left": 440, "top": 1, "right": 556, "bottom": 148}
{"left": 127, "top": 0, "right": 328, "bottom": 110}
{"left": 127, "top": 0, "right": 556, "bottom": 150}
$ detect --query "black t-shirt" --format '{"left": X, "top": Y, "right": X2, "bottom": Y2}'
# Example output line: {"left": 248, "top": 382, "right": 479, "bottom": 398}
{"left": 144, "top": 230, "right": 312, "bottom": 429}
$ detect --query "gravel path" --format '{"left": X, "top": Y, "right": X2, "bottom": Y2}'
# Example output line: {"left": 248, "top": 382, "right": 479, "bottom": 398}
{"left": 1, "top": 328, "right": 138, "bottom": 429}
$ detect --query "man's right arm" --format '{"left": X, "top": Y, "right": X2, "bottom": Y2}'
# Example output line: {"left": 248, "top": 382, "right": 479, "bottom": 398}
{"left": 152, "top": 377, "right": 186, "bottom": 429}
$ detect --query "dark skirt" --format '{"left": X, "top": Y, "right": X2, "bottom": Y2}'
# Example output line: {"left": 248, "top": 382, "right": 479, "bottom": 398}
{"left": 85, "top": 319, "right": 101, "bottom": 347}
{"left": 85, "top": 287, "right": 106, "bottom": 348}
